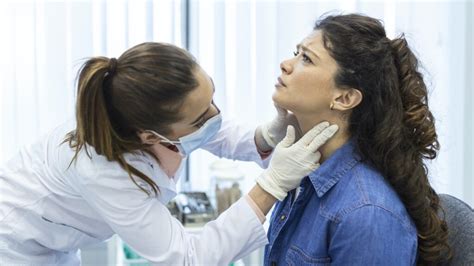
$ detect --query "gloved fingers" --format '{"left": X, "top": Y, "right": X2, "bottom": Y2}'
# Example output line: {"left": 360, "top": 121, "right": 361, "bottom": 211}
{"left": 309, "top": 162, "right": 321, "bottom": 171}
{"left": 260, "top": 123, "right": 278, "bottom": 148}
{"left": 307, "top": 125, "right": 339, "bottom": 151}
{"left": 278, "top": 125, "right": 296, "bottom": 147}
{"left": 298, "top": 151, "right": 321, "bottom": 169}
{"left": 313, "top": 151, "right": 322, "bottom": 163}
{"left": 298, "top": 121, "right": 330, "bottom": 146}
{"left": 294, "top": 161, "right": 320, "bottom": 174}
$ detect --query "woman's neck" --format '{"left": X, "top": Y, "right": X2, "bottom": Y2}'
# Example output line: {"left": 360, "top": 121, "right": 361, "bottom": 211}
{"left": 296, "top": 113, "right": 350, "bottom": 163}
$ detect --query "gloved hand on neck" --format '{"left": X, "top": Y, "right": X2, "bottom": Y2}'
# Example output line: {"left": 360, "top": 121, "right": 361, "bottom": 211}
{"left": 255, "top": 105, "right": 302, "bottom": 152}
{"left": 256, "top": 122, "right": 338, "bottom": 201}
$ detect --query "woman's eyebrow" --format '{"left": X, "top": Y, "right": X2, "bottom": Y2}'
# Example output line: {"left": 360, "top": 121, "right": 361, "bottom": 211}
{"left": 297, "top": 44, "right": 320, "bottom": 60}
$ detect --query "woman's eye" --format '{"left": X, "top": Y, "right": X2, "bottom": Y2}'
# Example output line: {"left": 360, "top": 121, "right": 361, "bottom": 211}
{"left": 293, "top": 50, "right": 312, "bottom": 64}
{"left": 302, "top": 53, "right": 313, "bottom": 64}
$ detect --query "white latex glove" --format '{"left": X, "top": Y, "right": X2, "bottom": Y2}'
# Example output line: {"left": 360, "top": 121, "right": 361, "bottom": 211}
{"left": 256, "top": 122, "right": 338, "bottom": 201}
{"left": 258, "top": 105, "right": 302, "bottom": 149}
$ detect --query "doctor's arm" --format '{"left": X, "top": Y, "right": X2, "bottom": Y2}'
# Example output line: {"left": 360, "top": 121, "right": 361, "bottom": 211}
{"left": 74, "top": 162, "right": 266, "bottom": 265}
{"left": 202, "top": 107, "right": 300, "bottom": 167}
{"left": 74, "top": 122, "right": 336, "bottom": 265}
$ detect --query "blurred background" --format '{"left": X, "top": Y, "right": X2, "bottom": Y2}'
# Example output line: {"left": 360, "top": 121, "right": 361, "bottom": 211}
{"left": 0, "top": 0, "right": 472, "bottom": 265}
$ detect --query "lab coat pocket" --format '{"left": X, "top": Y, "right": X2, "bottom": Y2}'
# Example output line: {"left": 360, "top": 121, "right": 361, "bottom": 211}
{"left": 39, "top": 216, "right": 99, "bottom": 251}
{"left": 8, "top": 209, "right": 99, "bottom": 254}
{"left": 285, "top": 245, "right": 331, "bottom": 266}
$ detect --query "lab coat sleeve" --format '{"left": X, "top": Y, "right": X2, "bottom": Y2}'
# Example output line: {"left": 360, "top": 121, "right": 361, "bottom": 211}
{"left": 73, "top": 159, "right": 268, "bottom": 265}
{"left": 201, "top": 119, "right": 271, "bottom": 168}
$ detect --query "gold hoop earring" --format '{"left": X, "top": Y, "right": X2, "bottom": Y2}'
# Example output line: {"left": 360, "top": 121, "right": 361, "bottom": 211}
{"left": 330, "top": 103, "right": 334, "bottom": 110}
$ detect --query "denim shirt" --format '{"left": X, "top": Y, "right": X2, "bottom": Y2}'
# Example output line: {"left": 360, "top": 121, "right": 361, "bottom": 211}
{"left": 264, "top": 140, "right": 418, "bottom": 265}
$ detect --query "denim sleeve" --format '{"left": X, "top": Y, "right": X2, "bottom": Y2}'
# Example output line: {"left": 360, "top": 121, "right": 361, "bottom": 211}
{"left": 328, "top": 205, "right": 417, "bottom": 265}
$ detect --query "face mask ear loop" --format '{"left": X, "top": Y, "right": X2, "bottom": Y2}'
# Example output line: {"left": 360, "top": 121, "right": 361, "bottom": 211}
{"left": 148, "top": 130, "right": 180, "bottom": 145}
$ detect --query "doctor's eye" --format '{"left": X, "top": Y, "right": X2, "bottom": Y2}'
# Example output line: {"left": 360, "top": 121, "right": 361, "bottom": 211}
{"left": 195, "top": 117, "right": 206, "bottom": 128}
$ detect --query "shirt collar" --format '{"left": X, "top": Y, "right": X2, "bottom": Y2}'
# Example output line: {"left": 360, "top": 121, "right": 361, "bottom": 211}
{"left": 308, "top": 139, "right": 361, "bottom": 197}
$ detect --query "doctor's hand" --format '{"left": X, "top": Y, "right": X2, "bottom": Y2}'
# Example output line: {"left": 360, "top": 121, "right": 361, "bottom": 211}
{"left": 256, "top": 122, "right": 338, "bottom": 201}
{"left": 255, "top": 105, "right": 303, "bottom": 151}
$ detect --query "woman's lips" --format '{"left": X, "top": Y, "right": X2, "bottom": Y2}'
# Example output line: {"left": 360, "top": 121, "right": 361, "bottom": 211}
{"left": 275, "top": 77, "right": 286, "bottom": 87}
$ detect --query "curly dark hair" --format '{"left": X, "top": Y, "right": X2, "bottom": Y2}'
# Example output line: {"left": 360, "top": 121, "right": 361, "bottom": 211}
{"left": 314, "top": 14, "right": 451, "bottom": 264}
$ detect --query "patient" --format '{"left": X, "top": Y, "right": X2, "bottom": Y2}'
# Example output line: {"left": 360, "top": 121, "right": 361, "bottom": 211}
{"left": 264, "top": 13, "right": 451, "bottom": 265}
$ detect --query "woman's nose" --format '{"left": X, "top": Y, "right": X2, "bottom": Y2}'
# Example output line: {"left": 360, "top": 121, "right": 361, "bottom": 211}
{"left": 280, "top": 59, "right": 293, "bottom": 74}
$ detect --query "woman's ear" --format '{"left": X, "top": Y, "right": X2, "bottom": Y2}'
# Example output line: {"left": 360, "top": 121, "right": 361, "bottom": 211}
{"left": 331, "top": 88, "right": 363, "bottom": 111}
{"left": 138, "top": 131, "right": 160, "bottom": 145}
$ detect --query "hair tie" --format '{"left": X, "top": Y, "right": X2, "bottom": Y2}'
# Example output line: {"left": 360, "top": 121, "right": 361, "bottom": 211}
{"left": 108, "top": 58, "right": 118, "bottom": 75}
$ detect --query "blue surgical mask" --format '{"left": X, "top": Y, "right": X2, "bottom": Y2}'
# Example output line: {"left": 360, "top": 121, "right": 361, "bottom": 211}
{"left": 150, "top": 113, "right": 222, "bottom": 156}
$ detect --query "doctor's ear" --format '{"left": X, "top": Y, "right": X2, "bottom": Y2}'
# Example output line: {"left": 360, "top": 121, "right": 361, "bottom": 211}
{"left": 138, "top": 131, "right": 160, "bottom": 145}
{"left": 331, "top": 88, "right": 363, "bottom": 111}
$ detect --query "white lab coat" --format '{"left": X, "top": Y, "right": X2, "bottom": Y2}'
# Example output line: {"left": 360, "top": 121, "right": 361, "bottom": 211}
{"left": 0, "top": 120, "right": 269, "bottom": 265}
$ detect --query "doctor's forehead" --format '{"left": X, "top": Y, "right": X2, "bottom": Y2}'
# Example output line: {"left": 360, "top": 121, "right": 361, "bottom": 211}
{"left": 198, "top": 68, "right": 215, "bottom": 93}
{"left": 190, "top": 68, "right": 214, "bottom": 105}
{"left": 209, "top": 77, "right": 216, "bottom": 92}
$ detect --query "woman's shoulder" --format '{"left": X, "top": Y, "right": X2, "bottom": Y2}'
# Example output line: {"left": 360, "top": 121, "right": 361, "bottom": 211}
{"left": 351, "top": 162, "right": 406, "bottom": 211}
{"left": 322, "top": 161, "right": 414, "bottom": 230}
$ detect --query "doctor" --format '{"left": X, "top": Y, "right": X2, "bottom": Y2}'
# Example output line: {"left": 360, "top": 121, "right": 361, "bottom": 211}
{"left": 0, "top": 42, "right": 338, "bottom": 265}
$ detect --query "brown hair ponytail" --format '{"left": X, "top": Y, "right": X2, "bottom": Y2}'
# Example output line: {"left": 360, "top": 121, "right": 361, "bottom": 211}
{"left": 391, "top": 36, "right": 452, "bottom": 263}
{"left": 315, "top": 14, "right": 452, "bottom": 264}
{"left": 65, "top": 43, "right": 199, "bottom": 196}
{"left": 73, "top": 57, "right": 119, "bottom": 159}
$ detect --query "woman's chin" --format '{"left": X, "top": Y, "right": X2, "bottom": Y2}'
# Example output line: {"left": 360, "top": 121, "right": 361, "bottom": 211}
{"left": 271, "top": 93, "right": 284, "bottom": 106}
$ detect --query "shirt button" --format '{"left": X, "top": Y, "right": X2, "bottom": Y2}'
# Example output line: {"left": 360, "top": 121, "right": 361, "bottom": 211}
{"left": 280, "top": 215, "right": 286, "bottom": 221}
{"left": 271, "top": 262, "right": 277, "bottom": 266}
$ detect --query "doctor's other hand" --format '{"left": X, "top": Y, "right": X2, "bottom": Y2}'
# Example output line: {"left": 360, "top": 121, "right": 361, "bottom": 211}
{"left": 256, "top": 122, "right": 338, "bottom": 201}
{"left": 255, "top": 105, "right": 303, "bottom": 151}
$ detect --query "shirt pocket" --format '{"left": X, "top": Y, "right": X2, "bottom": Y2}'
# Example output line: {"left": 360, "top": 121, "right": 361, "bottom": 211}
{"left": 285, "top": 245, "right": 331, "bottom": 266}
